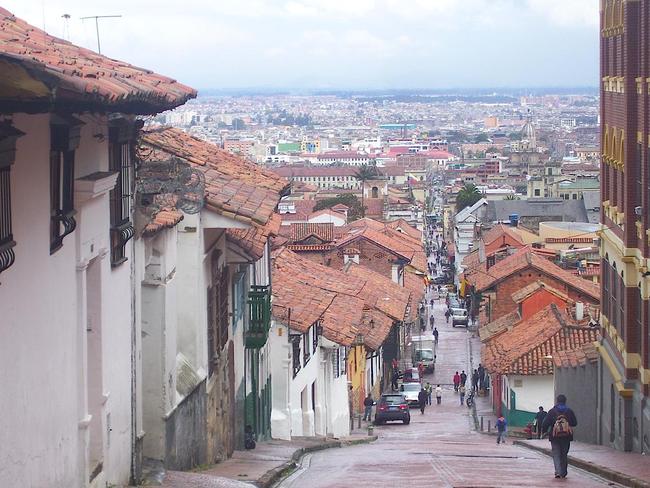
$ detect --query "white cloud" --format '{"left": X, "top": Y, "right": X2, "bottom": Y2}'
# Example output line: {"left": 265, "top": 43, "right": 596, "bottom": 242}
{"left": 1, "top": 0, "right": 599, "bottom": 88}
{"left": 526, "top": 0, "right": 599, "bottom": 28}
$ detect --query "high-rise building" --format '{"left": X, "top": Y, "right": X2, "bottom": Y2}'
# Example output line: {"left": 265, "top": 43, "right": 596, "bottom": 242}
{"left": 599, "top": 0, "right": 650, "bottom": 453}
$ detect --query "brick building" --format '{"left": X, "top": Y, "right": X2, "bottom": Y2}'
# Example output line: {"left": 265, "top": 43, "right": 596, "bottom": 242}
{"left": 598, "top": 0, "right": 650, "bottom": 453}
{"left": 465, "top": 247, "right": 600, "bottom": 322}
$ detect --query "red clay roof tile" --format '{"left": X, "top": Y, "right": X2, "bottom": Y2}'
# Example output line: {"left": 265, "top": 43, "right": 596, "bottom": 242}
{"left": 0, "top": 8, "right": 195, "bottom": 114}
{"left": 141, "top": 127, "right": 287, "bottom": 226}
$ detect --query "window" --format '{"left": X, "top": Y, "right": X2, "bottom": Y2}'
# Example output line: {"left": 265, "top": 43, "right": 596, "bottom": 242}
{"left": 332, "top": 348, "right": 340, "bottom": 378}
{"left": 303, "top": 329, "right": 311, "bottom": 365}
{"left": 312, "top": 321, "right": 319, "bottom": 353}
{"left": 602, "top": 259, "right": 610, "bottom": 319}
{"left": 636, "top": 142, "right": 643, "bottom": 208}
{"left": 619, "top": 271, "right": 625, "bottom": 340}
{"left": 109, "top": 123, "right": 135, "bottom": 266}
{"left": 50, "top": 118, "right": 82, "bottom": 253}
{"left": 232, "top": 269, "right": 246, "bottom": 328}
{"left": 534, "top": 189, "right": 540, "bottom": 196}
{"left": 291, "top": 334, "right": 302, "bottom": 377}
{"left": 611, "top": 263, "right": 618, "bottom": 330}
{"left": 0, "top": 123, "right": 23, "bottom": 274}
{"left": 207, "top": 250, "right": 229, "bottom": 376}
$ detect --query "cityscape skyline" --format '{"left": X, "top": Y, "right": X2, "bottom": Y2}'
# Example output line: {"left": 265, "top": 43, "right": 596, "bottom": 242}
{"left": 6, "top": 0, "right": 599, "bottom": 90}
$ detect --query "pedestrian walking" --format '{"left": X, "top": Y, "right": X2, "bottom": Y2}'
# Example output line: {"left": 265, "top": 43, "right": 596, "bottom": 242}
{"left": 363, "top": 393, "right": 374, "bottom": 421}
{"left": 432, "top": 327, "right": 439, "bottom": 344}
{"left": 425, "top": 382, "right": 433, "bottom": 405}
{"left": 541, "top": 394, "right": 578, "bottom": 479}
{"left": 417, "top": 362, "right": 425, "bottom": 378}
{"left": 445, "top": 309, "right": 450, "bottom": 323}
{"left": 460, "top": 370, "right": 467, "bottom": 387}
{"left": 453, "top": 371, "right": 460, "bottom": 391}
{"left": 391, "top": 368, "right": 399, "bottom": 391}
{"left": 471, "top": 369, "right": 479, "bottom": 393}
{"left": 418, "top": 387, "right": 428, "bottom": 414}
{"left": 459, "top": 384, "right": 466, "bottom": 405}
{"left": 496, "top": 416, "right": 507, "bottom": 444}
{"left": 477, "top": 363, "right": 485, "bottom": 391}
{"left": 435, "top": 384, "right": 442, "bottom": 405}
{"left": 534, "top": 406, "right": 547, "bottom": 439}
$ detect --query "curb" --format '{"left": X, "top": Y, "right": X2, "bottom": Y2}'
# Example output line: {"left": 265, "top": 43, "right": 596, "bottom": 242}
{"left": 255, "top": 436, "right": 378, "bottom": 488}
{"left": 513, "top": 440, "right": 650, "bottom": 488}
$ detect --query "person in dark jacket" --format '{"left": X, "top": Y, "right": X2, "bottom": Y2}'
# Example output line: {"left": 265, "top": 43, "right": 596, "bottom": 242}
{"left": 418, "top": 388, "right": 428, "bottom": 414}
{"left": 363, "top": 393, "right": 374, "bottom": 421}
{"left": 460, "top": 370, "right": 467, "bottom": 387}
{"left": 534, "top": 406, "right": 547, "bottom": 439}
{"left": 541, "top": 394, "right": 578, "bottom": 479}
{"left": 471, "top": 369, "right": 479, "bottom": 393}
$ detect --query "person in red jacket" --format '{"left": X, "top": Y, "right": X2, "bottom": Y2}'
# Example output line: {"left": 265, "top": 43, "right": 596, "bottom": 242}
{"left": 453, "top": 371, "right": 461, "bottom": 392}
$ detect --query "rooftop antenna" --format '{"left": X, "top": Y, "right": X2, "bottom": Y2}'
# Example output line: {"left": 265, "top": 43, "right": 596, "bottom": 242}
{"left": 80, "top": 15, "right": 122, "bottom": 54}
{"left": 61, "top": 14, "right": 71, "bottom": 41}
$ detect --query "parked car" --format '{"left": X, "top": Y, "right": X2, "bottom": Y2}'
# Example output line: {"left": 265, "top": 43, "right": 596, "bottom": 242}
{"left": 451, "top": 308, "right": 469, "bottom": 327}
{"left": 433, "top": 275, "right": 447, "bottom": 285}
{"left": 402, "top": 367, "right": 421, "bottom": 384}
{"left": 400, "top": 382, "right": 422, "bottom": 407}
{"left": 374, "top": 394, "right": 411, "bottom": 424}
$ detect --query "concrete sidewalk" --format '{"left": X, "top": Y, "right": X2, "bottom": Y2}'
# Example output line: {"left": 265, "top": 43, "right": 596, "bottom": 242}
{"left": 146, "top": 432, "right": 377, "bottom": 488}
{"left": 515, "top": 439, "right": 650, "bottom": 488}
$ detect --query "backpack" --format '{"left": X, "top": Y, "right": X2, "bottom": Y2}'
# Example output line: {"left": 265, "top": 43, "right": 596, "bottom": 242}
{"left": 552, "top": 414, "right": 573, "bottom": 438}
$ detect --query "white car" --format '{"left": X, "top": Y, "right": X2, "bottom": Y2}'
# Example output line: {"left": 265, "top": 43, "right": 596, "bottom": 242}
{"left": 400, "top": 382, "right": 422, "bottom": 407}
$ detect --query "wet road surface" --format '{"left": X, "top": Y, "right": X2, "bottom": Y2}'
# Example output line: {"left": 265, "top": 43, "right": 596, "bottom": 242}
{"left": 276, "top": 300, "right": 622, "bottom": 488}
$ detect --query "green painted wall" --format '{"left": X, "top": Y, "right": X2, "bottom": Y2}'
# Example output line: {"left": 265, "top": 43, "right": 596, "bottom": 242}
{"left": 278, "top": 142, "right": 301, "bottom": 152}
{"left": 504, "top": 389, "right": 536, "bottom": 427}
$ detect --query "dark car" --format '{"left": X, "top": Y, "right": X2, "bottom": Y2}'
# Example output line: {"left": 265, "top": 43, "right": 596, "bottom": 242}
{"left": 374, "top": 394, "right": 411, "bottom": 424}
{"left": 433, "top": 275, "right": 448, "bottom": 285}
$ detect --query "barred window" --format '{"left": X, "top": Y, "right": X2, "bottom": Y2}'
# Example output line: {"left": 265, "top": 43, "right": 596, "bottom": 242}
{"left": 0, "top": 122, "right": 23, "bottom": 274}
{"left": 207, "top": 251, "right": 229, "bottom": 376}
{"left": 49, "top": 118, "right": 81, "bottom": 254}
{"left": 108, "top": 124, "right": 135, "bottom": 266}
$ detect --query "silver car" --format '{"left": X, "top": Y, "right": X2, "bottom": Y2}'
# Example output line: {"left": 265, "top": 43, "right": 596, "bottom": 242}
{"left": 400, "top": 382, "right": 422, "bottom": 407}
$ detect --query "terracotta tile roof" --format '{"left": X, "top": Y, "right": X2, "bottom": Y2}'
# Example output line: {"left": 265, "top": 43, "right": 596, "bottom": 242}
{"left": 335, "top": 227, "right": 412, "bottom": 263}
{"left": 141, "top": 127, "right": 288, "bottom": 226}
{"left": 462, "top": 249, "right": 481, "bottom": 268}
{"left": 481, "top": 223, "right": 525, "bottom": 248}
{"left": 142, "top": 207, "right": 184, "bottom": 237}
{"left": 290, "top": 223, "right": 335, "bottom": 243}
{"left": 0, "top": 8, "right": 196, "bottom": 114}
{"left": 465, "top": 246, "right": 600, "bottom": 300}
{"left": 341, "top": 218, "right": 427, "bottom": 273}
{"left": 482, "top": 304, "right": 600, "bottom": 375}
{"left": 553, "top": 342, "right": 599, "bottom": 368}
{"left": 271, "top": 248, "right": 403, "bottom": 349}
{"left": 511, "top": 280, "right": 572, "bottom": 305}
{"left": 227, "top": 213, "right": 281, "bottom": 261}
{"left": 478, "top": 310, "right": 520, "bottom": 342}
{"left": 386, "top": 219, "right": 422, "bottom": 240}
{"left": 403, "top": 272, "right": 425, "bottom": 315}
{"left": 308, "top": 208, "right": 347, "bottom": 222}
{"left": 344, "top": 263, "right": 411, "bottom": 322}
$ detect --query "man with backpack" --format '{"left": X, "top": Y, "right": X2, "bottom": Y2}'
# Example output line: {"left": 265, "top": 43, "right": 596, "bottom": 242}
{"left": 541, "top": 394, "right": 578, "bottom": 479}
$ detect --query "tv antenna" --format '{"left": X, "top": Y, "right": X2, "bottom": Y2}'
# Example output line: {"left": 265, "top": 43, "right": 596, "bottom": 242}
{"left": 80, "top": 15, "right": 122, "bottom": 54}
{"left": 61, "top": 14, "right": 71, "bottom": 41}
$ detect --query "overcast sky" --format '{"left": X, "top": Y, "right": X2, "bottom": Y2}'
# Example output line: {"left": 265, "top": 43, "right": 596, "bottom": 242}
{"left": 6, "top": 0, "right": 599, "bottom": 91}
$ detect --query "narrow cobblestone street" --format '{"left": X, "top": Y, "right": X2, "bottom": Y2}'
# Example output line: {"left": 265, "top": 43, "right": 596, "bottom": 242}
{"left": 275, "top": 299, "right": 623, "bottom": 488}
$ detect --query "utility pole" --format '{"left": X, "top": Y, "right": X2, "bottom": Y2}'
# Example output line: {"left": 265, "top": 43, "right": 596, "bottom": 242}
{"left": 80, "top": 15, "right": 122, "bottom": 54}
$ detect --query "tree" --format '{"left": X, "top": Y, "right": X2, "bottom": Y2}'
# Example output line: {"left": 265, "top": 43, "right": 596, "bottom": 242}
{"left": 474, "top": 133, "right": 490, "bottom": 143}
{"left": 353, "top": 164, "right": 380, "bottom": 217}
{"left": 313, "top": 194, "right": 364, "bottom": 222}
{"left": 455, "top": 183, "right": 482, "bottom": 211}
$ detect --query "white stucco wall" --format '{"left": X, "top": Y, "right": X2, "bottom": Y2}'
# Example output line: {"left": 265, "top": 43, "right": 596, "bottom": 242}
{"left": 508, "top": 374, "right": 554, "bottom": 414}
{"left": 0, "top": 113, "right": 134, "bottom": 487}
{"left": 269, "top": 321, "right": 292, "bottom": 440}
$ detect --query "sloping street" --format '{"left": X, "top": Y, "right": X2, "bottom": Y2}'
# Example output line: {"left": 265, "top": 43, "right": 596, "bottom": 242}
{"left": 275, "top": 301, "right": 622, "bottom": 488}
